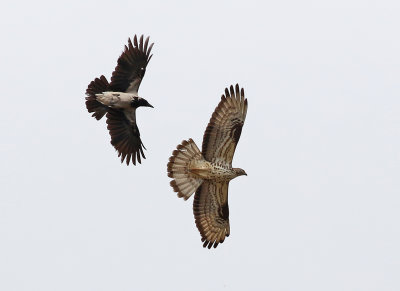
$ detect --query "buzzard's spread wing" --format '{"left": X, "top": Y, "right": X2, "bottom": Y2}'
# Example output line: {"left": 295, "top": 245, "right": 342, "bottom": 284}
{"left": 194, "top": 181, "right": 230, "bottom": 249}
{"left": 85, "top": 75, "right": 110, "bottom": 120}
{"left": 202, "top": 84, "right": 248, "bottom": 166}
{"left": 109, "top": 35, "right": 154, "bottom": 94}
{"left": 106, "top": 109, "right": 146, "bottom": 165}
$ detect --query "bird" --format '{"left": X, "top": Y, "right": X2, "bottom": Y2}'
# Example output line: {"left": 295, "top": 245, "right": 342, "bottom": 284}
{"left": 85, "top": 35, "right": 154, "bottom": 165}
{"left": 167, "top": 84, "right": 248, "bottom": 248}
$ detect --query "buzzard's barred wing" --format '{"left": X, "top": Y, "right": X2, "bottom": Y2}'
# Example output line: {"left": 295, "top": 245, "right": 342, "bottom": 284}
{"left": 85, "top": 75, "right": 110, "bottom": 120}
{"left": 109, "top": 35, "right": 154, "bottom": 94}
{"left": 202, "top": 84, "right": 248, "bottom": 166}
{"left": 106, "top": 109, "right": 146, "bottom": 165}
{"left": 194, "top": 181, "right": 230, "bottom": 249}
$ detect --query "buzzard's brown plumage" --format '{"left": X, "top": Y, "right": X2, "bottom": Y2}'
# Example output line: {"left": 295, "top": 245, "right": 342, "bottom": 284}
{"left": 202, "top": 84, "right": 247, "bottom": 165}
{"left": 168, "top": 84, "right": 248, "bottom": 248}
{"left": 194, "top": 181, "right": 231, "bottom": 249}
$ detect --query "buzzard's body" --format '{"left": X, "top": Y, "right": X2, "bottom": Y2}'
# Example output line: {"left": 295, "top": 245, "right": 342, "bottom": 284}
{"left": 186, "top": 158, "right": 242, "bottom": 181}
{"left": 167, "top": 84, "right": 248, "bottom": 249}
{"left": 85, "top": 35, "right": 154, "bottom": 165}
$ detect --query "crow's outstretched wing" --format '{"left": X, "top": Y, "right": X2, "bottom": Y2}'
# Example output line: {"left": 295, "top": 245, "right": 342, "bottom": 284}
{"left": 109, "top": 35, "right": 154, "bottom": 94}
{"left": 106, "top": 109, "right": 146, "bottom": 165}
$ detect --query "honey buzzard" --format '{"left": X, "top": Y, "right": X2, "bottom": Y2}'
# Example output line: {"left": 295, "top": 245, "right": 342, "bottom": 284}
{"left": 167, "top": 84, "right": 248, "bottom": 248}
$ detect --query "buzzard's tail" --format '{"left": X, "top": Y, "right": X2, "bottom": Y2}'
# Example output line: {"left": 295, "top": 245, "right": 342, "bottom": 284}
{"left": 85, "top": 75, "right": 110, "bottom": 120}
{"left": 167, "top": 139, "right": 204, "bottom": 200}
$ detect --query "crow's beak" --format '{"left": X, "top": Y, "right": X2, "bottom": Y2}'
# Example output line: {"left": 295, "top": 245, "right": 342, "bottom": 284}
{"left": 147, "top": 103, "right": 154, "bottom": 108}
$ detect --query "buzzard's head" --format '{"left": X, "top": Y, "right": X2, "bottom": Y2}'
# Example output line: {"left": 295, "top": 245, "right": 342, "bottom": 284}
{"left": 233, "top": 168, "right": 247, "bottom": 177}
{"left": 131, "top": 97, "right": 154, "bottom": 109}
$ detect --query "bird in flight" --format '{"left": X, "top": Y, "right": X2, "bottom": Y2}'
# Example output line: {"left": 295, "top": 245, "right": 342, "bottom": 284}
{"left": 85, "top": 35, "right": 154, "bottom": 165}
{"left": 167, "top": 84, "right": 248, "bottom": 248}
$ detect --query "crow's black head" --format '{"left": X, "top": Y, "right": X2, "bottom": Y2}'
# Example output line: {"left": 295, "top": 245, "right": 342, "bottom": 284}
{"left": 131, "top": 97, "right": 154, "bottom": 109}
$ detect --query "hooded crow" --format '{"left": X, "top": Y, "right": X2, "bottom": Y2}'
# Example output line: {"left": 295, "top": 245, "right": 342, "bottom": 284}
{"left": 85, "top": 35, "right": 154, "bottom": 165}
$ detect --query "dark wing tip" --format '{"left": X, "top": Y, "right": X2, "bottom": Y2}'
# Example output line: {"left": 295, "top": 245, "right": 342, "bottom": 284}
{"left": 229, "top": 85, "right": 235, "bottom": 96}
{"left": 225, "top": 88, "right": 230, "bottom": 97}
{"left": 201, "top": 239, "right": 219, "bottom": 249}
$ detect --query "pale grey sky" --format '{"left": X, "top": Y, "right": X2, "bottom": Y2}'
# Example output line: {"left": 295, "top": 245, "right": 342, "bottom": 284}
{"left": 1, "top": 0, "right": 400, "bottom": 290}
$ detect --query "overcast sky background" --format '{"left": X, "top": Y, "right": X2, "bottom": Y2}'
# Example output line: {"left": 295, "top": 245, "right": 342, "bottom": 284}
{"left": 1, "top": 0, "right": 399, "bottom": 290}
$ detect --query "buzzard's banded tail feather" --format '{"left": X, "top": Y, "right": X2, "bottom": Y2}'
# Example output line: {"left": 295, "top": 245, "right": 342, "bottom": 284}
{"left": 85, "top": 75, "right": 110, "bottom": 120}
{"left": 167, "top": 139, "right": 204, "bottom": 200}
